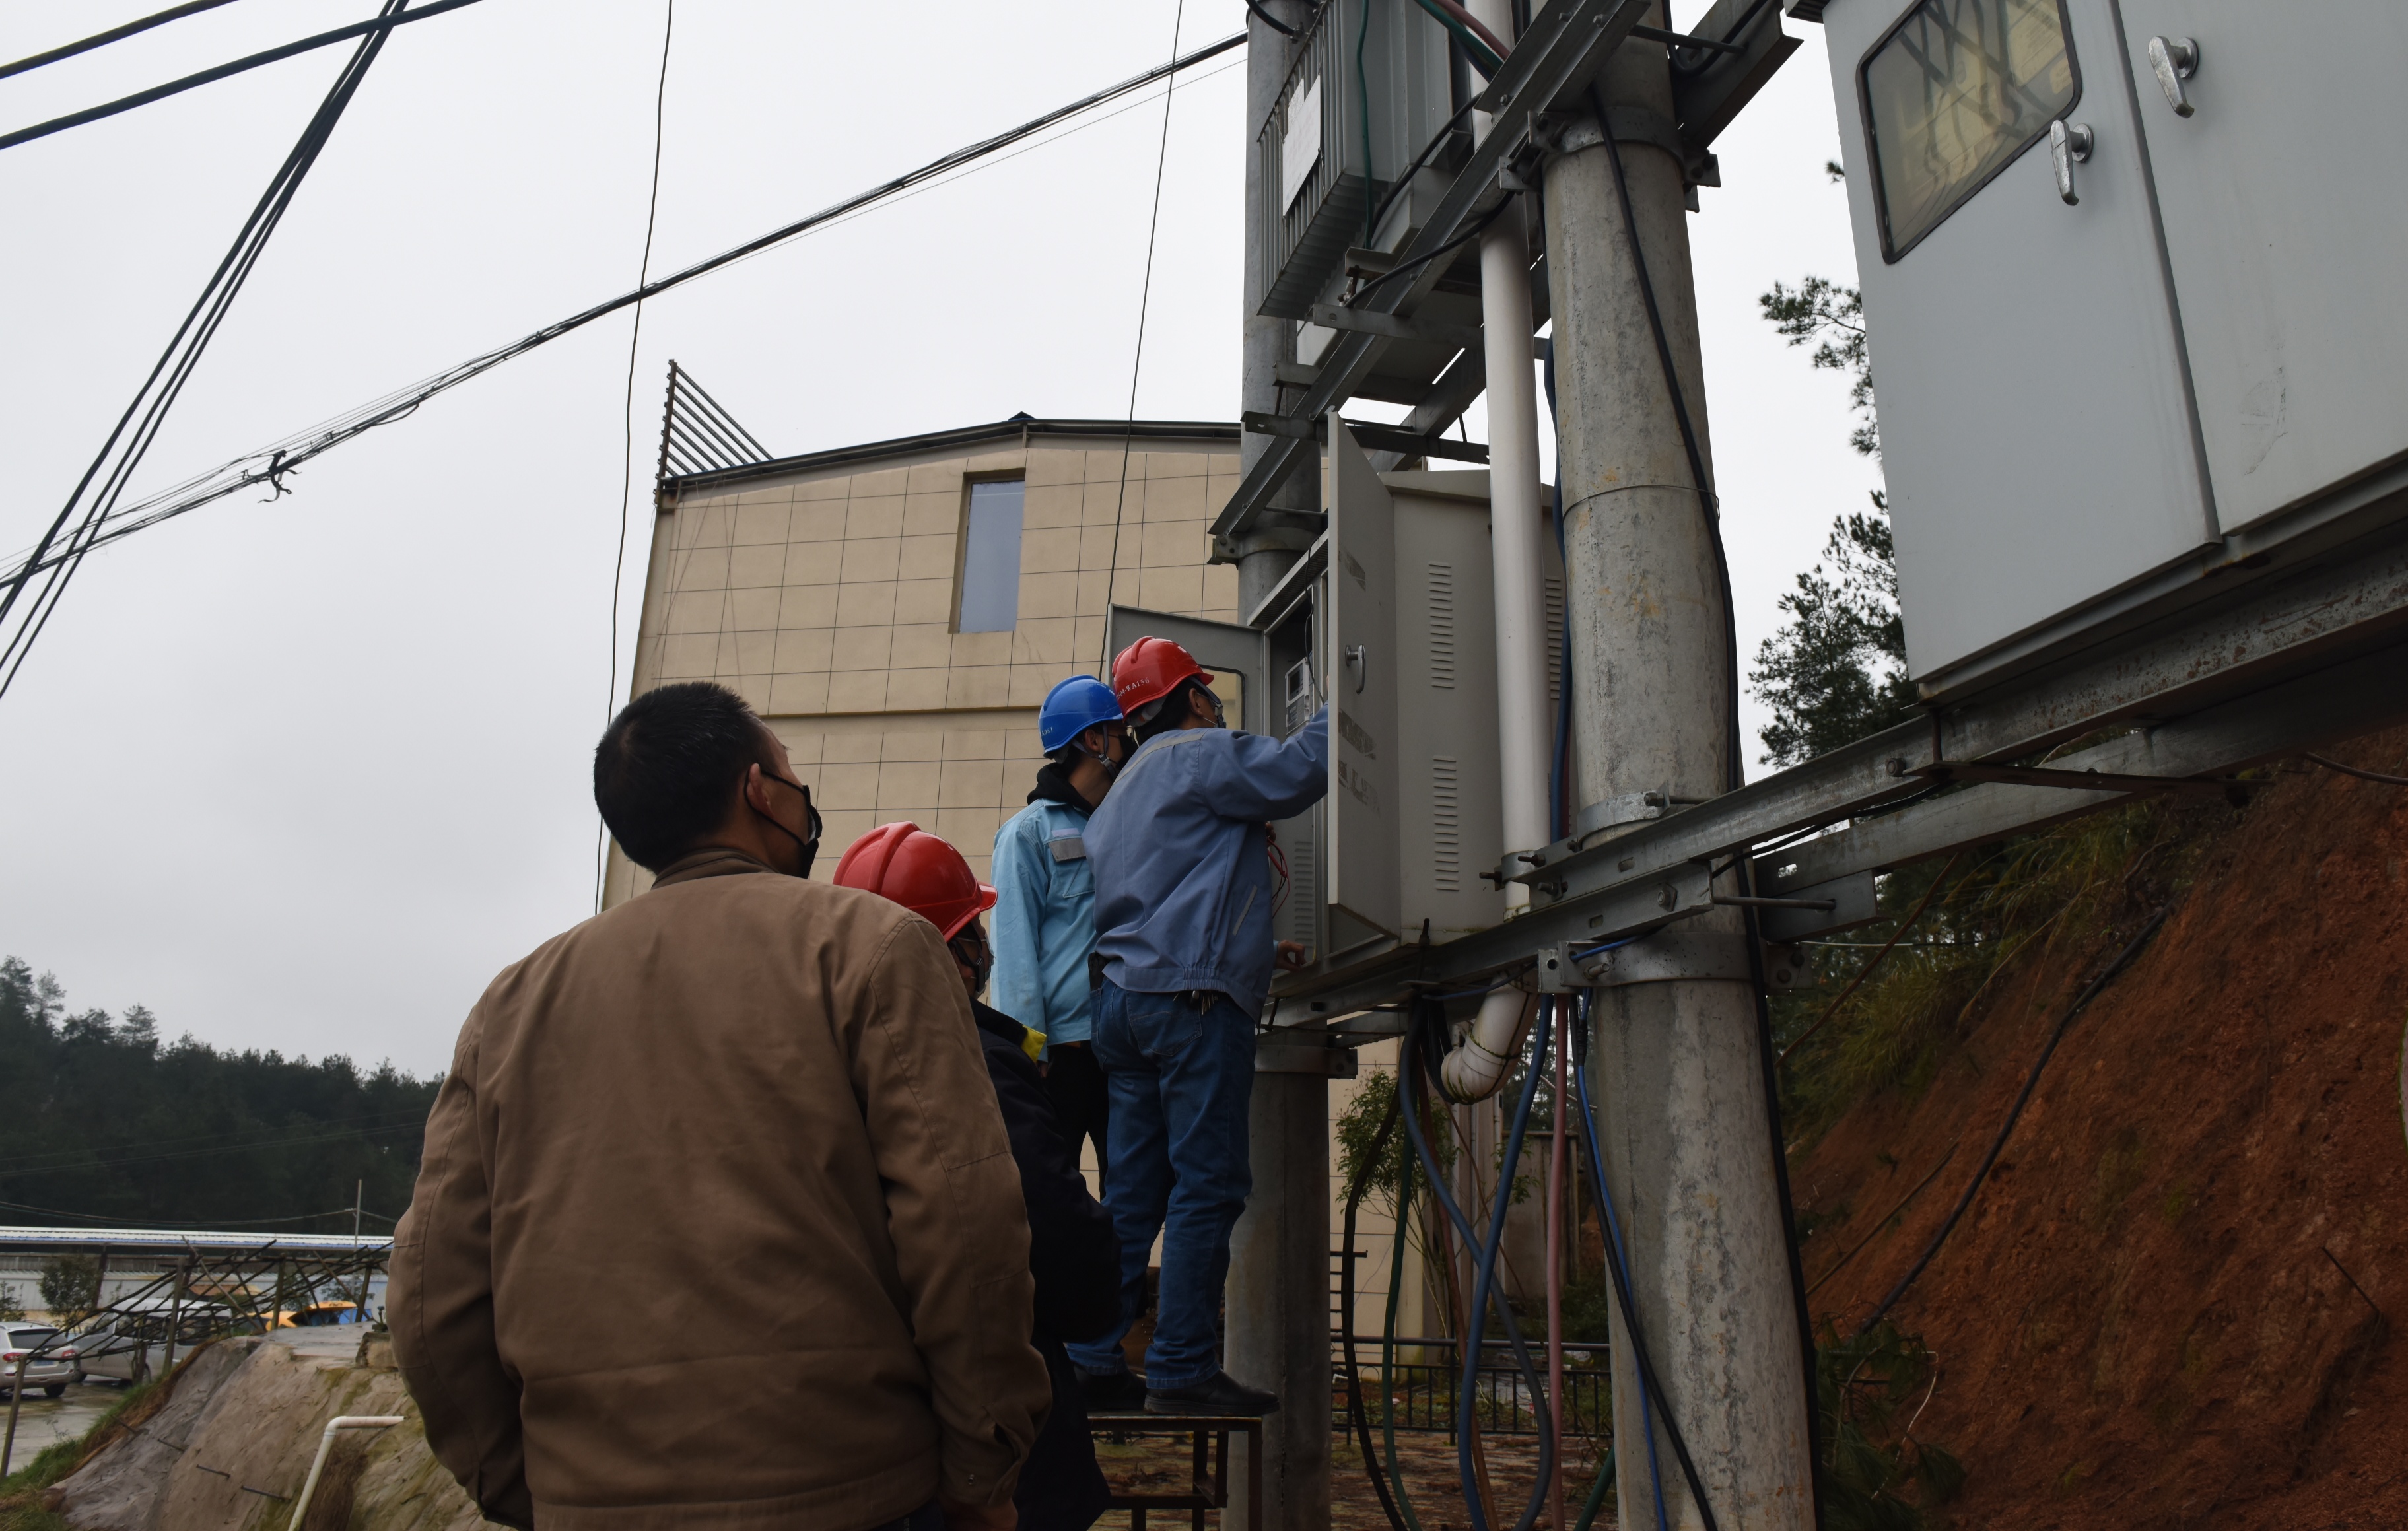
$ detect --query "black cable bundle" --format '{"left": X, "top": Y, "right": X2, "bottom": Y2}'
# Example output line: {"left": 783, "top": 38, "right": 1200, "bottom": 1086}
{"left": 0, "top": 0, "right": 414, "bottom": 700}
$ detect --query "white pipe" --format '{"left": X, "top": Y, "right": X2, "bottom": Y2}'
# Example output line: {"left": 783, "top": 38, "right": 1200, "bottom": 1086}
{"left": 1470, "top": 0, "right": 1554, "bottom": 913}
{"left": 286, "top": 1415, "right": 403, "bottom": 1531}
{"left": 1439, "top": 0, "right": 1557, "bottom": 1107}
{"left": 1441, "top": 987, "right": 1538, "bottom": 1101}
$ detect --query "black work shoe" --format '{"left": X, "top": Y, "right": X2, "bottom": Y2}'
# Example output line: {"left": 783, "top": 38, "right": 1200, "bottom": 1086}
{"left": 1077, "top": 1367, "right": 1147, "bottom": 1413}
{"left": 1145, "top": 1369, "right": 1280, "bottom": 1416}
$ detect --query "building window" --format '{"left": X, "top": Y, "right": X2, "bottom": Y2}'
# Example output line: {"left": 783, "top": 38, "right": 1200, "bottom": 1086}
{"left": 957, "top": 479, "right": 1025, "bottom": 633}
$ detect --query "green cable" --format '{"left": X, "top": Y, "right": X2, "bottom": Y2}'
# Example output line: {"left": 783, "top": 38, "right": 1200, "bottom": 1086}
{"left": 1406, "top": 0, "right": 1505, "bottom": 77}
{"left": 1380, "top": 1163, "right": 1424, "bottom": 1530}
{"left": 1357, "top": 0, "right": 1377, "bottom": 245}
{"left": 1573, "top": 1445, "right": 1618, "bottom": 1531}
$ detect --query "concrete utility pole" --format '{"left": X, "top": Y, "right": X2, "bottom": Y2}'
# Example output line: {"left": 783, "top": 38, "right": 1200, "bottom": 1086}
{"left": 1541, "top": 7, "right": 1815, "bottom": 1528}
{"left": 1224, "top": 4, "right": 1329, "bottom": 1529}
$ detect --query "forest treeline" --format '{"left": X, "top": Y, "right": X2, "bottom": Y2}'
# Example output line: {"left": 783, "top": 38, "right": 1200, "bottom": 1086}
{"left": 0, "top": 957, "right": 437, "bottom": 1230}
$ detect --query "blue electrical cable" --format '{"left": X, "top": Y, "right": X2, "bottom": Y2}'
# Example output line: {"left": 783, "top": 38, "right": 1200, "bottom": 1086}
{"left": 1574, "top": 1018, "right": 1672, "bottom": 1531}
{"left": 1459, "top": 998, "right": 1555, "bottom": 1525}
{"left": 1570, "top": 991, "right": 1722, "bottom": 1531}
{"left": 1400, "top": 1001, "right": 1554, "bottom": 1531}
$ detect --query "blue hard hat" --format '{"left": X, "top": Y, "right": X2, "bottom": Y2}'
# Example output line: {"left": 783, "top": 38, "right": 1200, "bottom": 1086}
{"left": 1039, "top": 675, "right": 1124, "bottom": 753}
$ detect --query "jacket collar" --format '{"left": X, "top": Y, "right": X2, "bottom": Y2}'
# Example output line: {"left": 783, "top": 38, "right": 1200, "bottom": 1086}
{"left": 650, "top": 846, "right": 778, "bottom": 889}
{"left": 1026, "top": 761, "right": 1092, "bottom": 813}
{"left": 971, "top": 999, "right": 1032, "bottom": 1050}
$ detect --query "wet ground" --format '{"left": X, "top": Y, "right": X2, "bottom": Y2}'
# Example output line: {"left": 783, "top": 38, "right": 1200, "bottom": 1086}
{"left": 0, "top": 1380, "right": 126, "bottom": 1470}
{"left": 1093, "top": 1427, "right": 1616, "bottom": 1529}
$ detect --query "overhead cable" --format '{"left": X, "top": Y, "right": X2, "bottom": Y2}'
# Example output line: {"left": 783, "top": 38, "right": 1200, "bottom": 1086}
{"left": 597, "top": 0, "right": 676, "bottom": 915}
{"left": 0, "top": 0, "right": 243, "bottom": 83}
{"left": 0, "top": 1196, "right": 393, "bottom": 1229}
{"left": 0, "top": 0, "right": 485, "bottom": 154}
{"left": 0, "top": 29, "right": 1249, "bottom": 683}
{"left": 1098, "top": 0, "right": 1190, "bottom": 675}
{"left": 0, "top": 0, "right": 411, "bottom": 703}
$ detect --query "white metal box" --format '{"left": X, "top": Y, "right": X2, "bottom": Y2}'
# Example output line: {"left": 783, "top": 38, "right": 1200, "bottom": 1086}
{"left": 1822, "top": 0, "right": 2408, "bottom": 696}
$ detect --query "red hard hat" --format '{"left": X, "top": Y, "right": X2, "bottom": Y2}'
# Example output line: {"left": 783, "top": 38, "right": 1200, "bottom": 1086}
{"left": 1111, "top": 636, "right": 1214, "bottom": 715}
{"left": 831, "top": 822, "right": 996, "bottom": 940}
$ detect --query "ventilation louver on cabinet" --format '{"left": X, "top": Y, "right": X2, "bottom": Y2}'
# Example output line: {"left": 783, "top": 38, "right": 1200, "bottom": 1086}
{"left": 1284, "top": 831, "right": 1319, "bottom": 947}
{"left": 1431, "top": 755, "right": 1462, "bottom": 892}
{"left": 1428, "top": 562, "right": 1457, "bottom": 689}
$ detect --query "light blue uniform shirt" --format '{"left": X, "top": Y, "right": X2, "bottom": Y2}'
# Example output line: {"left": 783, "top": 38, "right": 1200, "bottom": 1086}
{"left": 990, "top": 796, "right": 1101, "bottom": 1047}
{"left": 1086, "top": 710, "right": 1330, "bottom": 1021}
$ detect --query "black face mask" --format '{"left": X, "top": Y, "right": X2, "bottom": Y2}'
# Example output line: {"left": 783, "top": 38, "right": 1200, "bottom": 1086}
{"left": 950, "top": 926, "right": 992, "bottom": 995}
{"left": 753, "top": 774, "right": 823, "bottom": 879}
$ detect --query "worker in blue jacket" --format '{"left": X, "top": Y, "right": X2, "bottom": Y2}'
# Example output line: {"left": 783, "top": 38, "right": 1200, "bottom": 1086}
{"left": 991, "top": 675, "right": 1131, "bottom": 1176}
{"left": 1064, "top": 636, "right": 1329, "bottom": 1417}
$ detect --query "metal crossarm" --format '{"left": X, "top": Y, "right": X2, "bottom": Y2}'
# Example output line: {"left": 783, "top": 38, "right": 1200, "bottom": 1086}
{"left": 1212, "top": 0, "right": 1653, "bottom": 562}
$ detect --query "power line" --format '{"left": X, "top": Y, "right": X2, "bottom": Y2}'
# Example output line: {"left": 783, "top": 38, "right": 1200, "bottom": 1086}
{"left": 1099, "top": 0, "right": 1190, "bottom": 677}
{"left": 0, "top": 1108, "right": 434, "bottom": 1173}
{"left": 0, "top": 0, "right": 485, "bottom": 154}
{"left": 0, "top": 0, "right": 244, "bottom": 83}
{"left": 0, "top": 0, "right": 413, "bottom": 702}
{"left": 0, "top": 1120, "right": 429, "bottom": 1180}
{"left": 0, "top": 1197, "right": 394, "bottom": 1229}
{"left": 596, "top": 0, "right": 675, "bottom": 916}
{"left": 0, "top": 30, "right": 1249, "bottom": 700}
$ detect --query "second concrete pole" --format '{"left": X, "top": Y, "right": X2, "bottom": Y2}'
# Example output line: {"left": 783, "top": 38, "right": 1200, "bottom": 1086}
{"left": 1541, "top": 11, "right": 1814, "bottom": 1528}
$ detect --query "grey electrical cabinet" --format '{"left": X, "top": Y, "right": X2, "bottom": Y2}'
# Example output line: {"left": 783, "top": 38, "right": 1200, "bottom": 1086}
{"left": 1109, "top": 426, "right": 1560, "bottom": 987}
{"left": 1255, "top": 0, "right": 1460, "bottom": 320}
{"left": 1822, "top": 0, "right": 2408, "bottom": 697}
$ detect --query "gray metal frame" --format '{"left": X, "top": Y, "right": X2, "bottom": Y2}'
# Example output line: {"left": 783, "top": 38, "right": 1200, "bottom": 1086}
{"left": 1266, "top": 529, "right": 2408, "bottom": 1035}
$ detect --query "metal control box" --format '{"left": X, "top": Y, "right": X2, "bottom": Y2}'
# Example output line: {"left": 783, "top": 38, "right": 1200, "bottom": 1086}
{"left": 1255, "top": 0, "right": 1460, "bottom": 320}
{"left": 1821, "top": 0, "right": 2408, "bottom": 696}
{"left": 1109, "top": 425, "right": 1564, "bottom": 982}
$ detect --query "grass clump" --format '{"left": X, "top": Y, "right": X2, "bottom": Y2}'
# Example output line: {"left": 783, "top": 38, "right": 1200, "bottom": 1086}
{"left": 1775, "top": 796, "right": 2210, "bottom": 1136}
{"left": 0, "top": 1377, "right": 164, "bottom": 1529}
{"left": 1820, "top": 1319, "right": 1964, "bottom": 1530}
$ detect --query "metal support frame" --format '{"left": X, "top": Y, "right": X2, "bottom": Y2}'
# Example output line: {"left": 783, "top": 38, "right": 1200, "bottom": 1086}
{"left": 1093, "top": 1412, "right": 1265, "bottom": 1530}
{"left": 1212, "top": 0, "right": 1655, "bottom": 564}
{"left": 1267, "top": 541, "right": 2408, "bottom": 1029}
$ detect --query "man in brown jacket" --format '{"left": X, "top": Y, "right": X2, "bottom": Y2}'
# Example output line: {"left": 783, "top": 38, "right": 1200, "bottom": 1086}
{"left": 390, "top": 681, "right": 1050, "bottom": 1531}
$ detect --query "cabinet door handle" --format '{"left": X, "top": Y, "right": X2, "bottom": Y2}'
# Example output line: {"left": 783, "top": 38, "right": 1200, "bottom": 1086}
{"left": 1344, "top": 642, "right": 1368, "bottom": 693}
{"left": 2148, "top": 36, "right": 2201, "bottom": 118}
{"left": 2050, "top": 119, "right": 2094, "bottom": 205}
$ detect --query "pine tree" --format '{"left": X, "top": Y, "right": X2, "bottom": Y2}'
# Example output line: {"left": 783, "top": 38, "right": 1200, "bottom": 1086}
{"left": 1750, "top": 162, "right": 1915, "bottom": 766}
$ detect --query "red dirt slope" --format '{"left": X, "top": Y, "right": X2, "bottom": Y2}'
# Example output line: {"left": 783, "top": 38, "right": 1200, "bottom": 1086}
{"left": 1793, "top": 732, "right": 2408, "bottom": 1529}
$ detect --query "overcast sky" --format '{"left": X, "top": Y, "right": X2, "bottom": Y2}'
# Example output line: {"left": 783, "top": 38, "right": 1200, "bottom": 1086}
{"left": 0, "top": 1, "right": 1869, "bottom": 1078}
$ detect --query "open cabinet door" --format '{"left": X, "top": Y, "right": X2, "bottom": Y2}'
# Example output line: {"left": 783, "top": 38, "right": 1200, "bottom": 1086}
{"left": 1102, "top": 607, "right": 1268, "bottom": 735}
{"left": 1325, "top": 415, "right": 1402, "bottom": 946}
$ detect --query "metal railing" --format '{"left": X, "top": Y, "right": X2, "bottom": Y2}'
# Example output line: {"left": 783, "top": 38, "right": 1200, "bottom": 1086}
{"left": 1334, "top": 1336, "right": 1614, "bottom": 1437}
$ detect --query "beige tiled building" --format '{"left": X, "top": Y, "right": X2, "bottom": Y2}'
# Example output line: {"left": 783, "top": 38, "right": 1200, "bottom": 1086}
{"left": 604, "top": 417, "right": 1244, "bottom": 905}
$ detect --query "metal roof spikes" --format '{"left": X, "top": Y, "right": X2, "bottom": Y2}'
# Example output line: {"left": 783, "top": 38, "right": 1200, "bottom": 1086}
{"left": 654, "top": 361, "right": 774, "bottom": 489}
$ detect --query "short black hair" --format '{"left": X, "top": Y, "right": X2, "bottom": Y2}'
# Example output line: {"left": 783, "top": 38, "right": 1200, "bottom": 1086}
{"left": 594, "top": 681, "right": 785, "bottom": 871}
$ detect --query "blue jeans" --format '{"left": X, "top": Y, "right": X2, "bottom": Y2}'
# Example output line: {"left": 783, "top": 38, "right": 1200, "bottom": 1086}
{"left": 1062, "top": 980, "right": 1255, "bottom": 1389}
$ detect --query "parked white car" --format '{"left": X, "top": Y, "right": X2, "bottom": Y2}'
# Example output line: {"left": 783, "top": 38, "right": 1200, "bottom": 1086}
{"left": 0, "top": 1325, "right": 77, "bottom": 1398}
{"left": 69, "top": 1304, "right": 229, "bottom": 1386}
